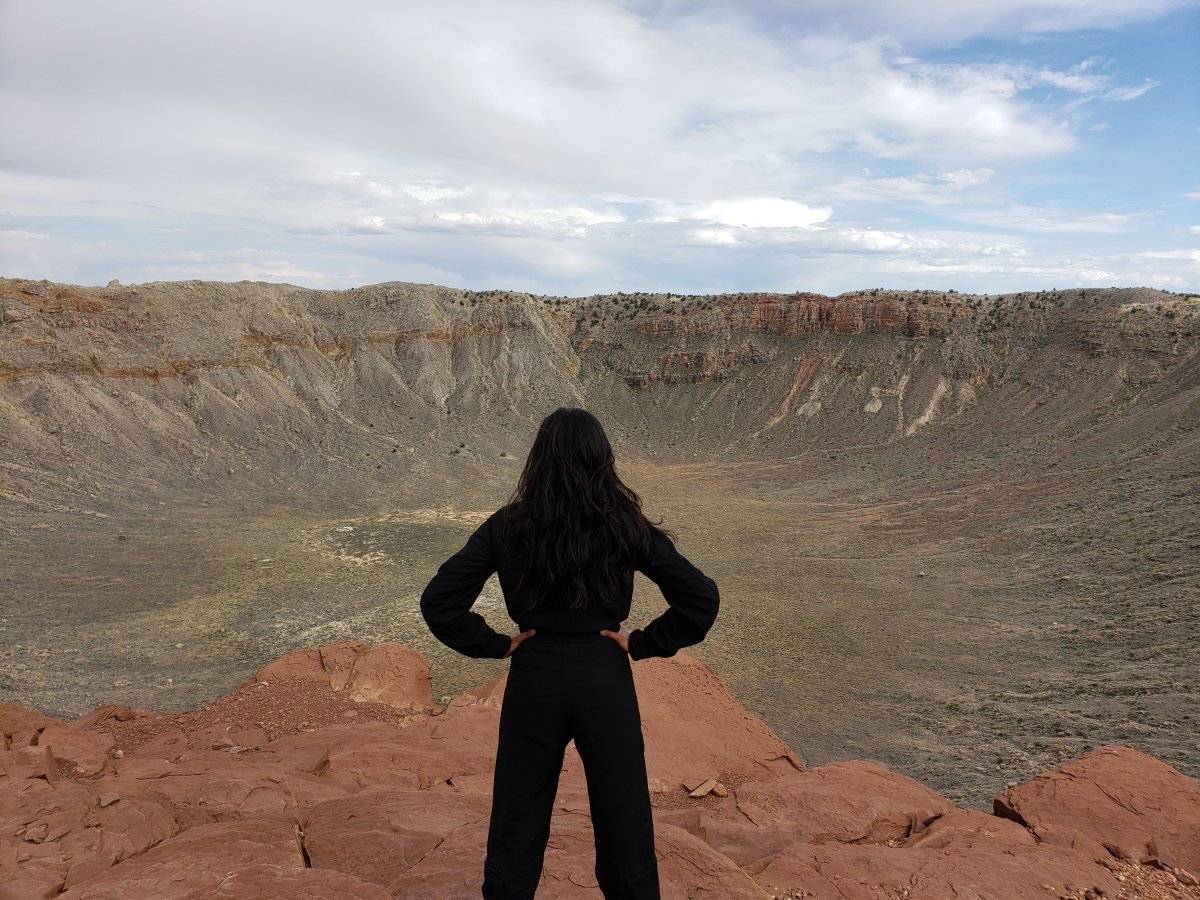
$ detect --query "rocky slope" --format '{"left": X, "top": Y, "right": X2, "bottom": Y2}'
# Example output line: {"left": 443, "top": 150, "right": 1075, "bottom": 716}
{"left": 2, "top": 640, "right": 1199, "bottom": 899}
{"left": 1, "top": 278, "right": 1196, "bottom": 511}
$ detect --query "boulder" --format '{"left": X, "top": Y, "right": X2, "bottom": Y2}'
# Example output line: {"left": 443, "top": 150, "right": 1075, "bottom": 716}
{"left": 631, "top": 652, "right": 806, "bottom": 788}
{"left": 36, "top": 724, "right": 116, "bottom": 776}
{"left": 994, "top": 743, "right": 1200, "bottom": 876}
{"left": 694, "top": 760, "right": 954, "bottom": 868}
{"left": 749, "top": 817, "right": 1120, "bottom": 899}
{"left": 0, "top": 702, "right": 61, "bottom": 750}
{"left": 70, "top": 704, "right": 157, "bottom": 731}
{"left": 255, "top": 640, "right": 434, "bottom": 711}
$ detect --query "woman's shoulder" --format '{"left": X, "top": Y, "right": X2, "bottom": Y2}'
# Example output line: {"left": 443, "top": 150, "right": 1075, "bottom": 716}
{"left": 487, "top": 503, "right": 518, "bottom": 537}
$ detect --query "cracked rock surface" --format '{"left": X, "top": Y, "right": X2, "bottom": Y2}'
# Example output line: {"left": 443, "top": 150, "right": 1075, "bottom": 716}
{"left": 3, "top": 640, "right": 1199, "bottom": 898}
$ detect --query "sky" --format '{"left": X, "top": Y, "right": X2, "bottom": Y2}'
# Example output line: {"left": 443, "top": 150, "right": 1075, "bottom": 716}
{"left": 1, "top": 0, "right": 1197, "bottom": 296}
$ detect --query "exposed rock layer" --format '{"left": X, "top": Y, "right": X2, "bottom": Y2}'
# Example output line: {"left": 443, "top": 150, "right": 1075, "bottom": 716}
{"left": 2, "top": 278, "right": 1195, "bottom": 509}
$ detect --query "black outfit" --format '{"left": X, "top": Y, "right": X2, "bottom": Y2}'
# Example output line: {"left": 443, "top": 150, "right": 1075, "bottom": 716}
{"left": 420, "top": 506, "right": 720, "bottom": 899}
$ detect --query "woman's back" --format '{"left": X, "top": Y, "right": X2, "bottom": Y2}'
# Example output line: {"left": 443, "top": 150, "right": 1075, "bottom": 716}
{"left": 419, "top": 406, "right": 720, "bottom": 899}
{"left": 419, "top": 503, "right": 720, "bottom": 661}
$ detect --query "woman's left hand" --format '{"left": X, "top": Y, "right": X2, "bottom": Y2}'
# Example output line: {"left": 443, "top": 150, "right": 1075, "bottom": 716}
{"left": 505, "top": 628, "right": 536, "bottom": 657}
{"left": 599, "top": 627, "right": 631, "bottom": 654}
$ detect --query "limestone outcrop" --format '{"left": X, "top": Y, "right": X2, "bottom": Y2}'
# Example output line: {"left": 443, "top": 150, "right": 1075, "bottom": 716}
{"left": 3, "top": 641, "right": 1198, "bottom": 898}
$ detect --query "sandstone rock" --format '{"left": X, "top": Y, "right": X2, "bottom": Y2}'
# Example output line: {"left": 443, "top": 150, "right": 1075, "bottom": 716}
{"left": 70, "top": 704, "right": 156, "bottom": 731}
{"left": 128, "top": 727, "right": 189, "bottom": 760}
{"left": 688, "top": 777, "right": 718, "bottom": 797}
{"left": 4, "top": 640, "right": 1199, "bottom": 899}
{"left": 0, "top": 702, "right": 61, "bottom": 749}
{"left": 36, "top": 724, "right": 115, "bottom": 776}
{"left": 58, "top": 818, "right": 389, "bottom": 899}
{"left": 189, "top": 722, "right": 269, "bottom": 752}
{"left": 749, "top": 817, "right": 1121, "bottom": 900}
{"left": 0, "top": 747, "right": 47, "bottom": 783}
{"left": 315, "top": 707, "right": 500, "bottom": 791}
{"left": 303, "top": 789, "right": 491, "bottom": 890}
{"left": 0, "top": 778, "right": 176, "bottom": 896}
{"left": 696, "top": 760, "right": 955, "bottom": 868}
{"left": 628, "top": 652, "right": 805, "bottom": 787}
{"left": 994, "top": 743, "right": 1200, "bottom": 875}
{"left": 255, "top": 640, "right": 435, "bottom": 711}
{"left": 251, "top": 722, "right": 399, "bottom": 774}
{"left": 384, "top": 786, "right": 768, "bottom": 898}
{"left": 97, "top": 750, "right": 349, "bottom": 829}
{"left": 447, "top": 670, "right": 507, "bottom": 709}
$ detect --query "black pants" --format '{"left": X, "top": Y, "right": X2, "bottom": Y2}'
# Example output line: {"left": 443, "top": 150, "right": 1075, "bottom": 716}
{"left": 482, "top": 628, "right": 660, "bottom": 899}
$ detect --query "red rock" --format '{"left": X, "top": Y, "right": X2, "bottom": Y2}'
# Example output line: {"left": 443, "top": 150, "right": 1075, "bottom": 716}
{"left": 303, "top": 789, "right": 491, "bottom": 889}
{"left": 317, "top": 715, "right": 497, "bottom": 791}
{"left": 747, "top": 808, "right": 1120, "bottom": 899}
{"left": 694, "top": 761, "right": 954, "bottom": 868}
{"left": 628, "top": 652, "right": 805, "bottom": 788}
{"left": 97, "top": 750, "right": 349, "bottom": 829}
{"left": 385, "top": 786, "right": 767, "bottom": 898}
{"left": 994, "top": 743, "right": 1200, "bottom": 875}
{"left": 688, "top": 777, "right": 718, "bottom": 797}
{"left": 70, "top": 704, "right": 156, "bottom": 731}
{"left": 36, "top": 724, "right": 115, "bottom": 776}
{"left": 127, "top": 727, "right": 189, "bottom": 760}
{"left": 0, "top": 702, "right": 61, "bottom": 750}
{"left": 249, "top": 705, "right": 488, "bottom": 796}
{"left": 188, "top": 722, "right": 269, "bottom": 752}
{"left": 0, "top": 748, "right": 44, "bottom": 783}
{"left": 59, "top": 818, "right": 389, "bottom": 899}
{"left": 5, "top": 640, "right": 1198, "bottom": 899}
{"left": 341, "top": 643, "right": 435, "bottom": 709}
{"left": 251, "top": 722, "right": 399, "bottom": 774}
{"left": 0, "top": 778, "right": 176, "bottom": 897}
{"left": 446, "top": 670, "right": 506, "bottom": 709}
{"left": 254, "top": 646, "right": 326, "bottom": 683}
{"left": 255, "top": 640, "right": 435, "bottom": 711}
{"left": 203, "top": 864, "right": 394, "bottom": 899}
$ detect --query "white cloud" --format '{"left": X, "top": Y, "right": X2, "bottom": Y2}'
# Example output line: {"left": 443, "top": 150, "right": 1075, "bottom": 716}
{"left": 829, "top": 168, "right": 995, "bottom": 206}
{"left": 966, "top": 207, "right": 1146, "bottom": 233}
{"left": 689, "top": 199, "right": 832, "bottom": 228}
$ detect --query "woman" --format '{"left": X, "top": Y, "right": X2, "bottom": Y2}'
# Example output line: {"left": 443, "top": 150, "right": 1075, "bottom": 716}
{"left": 420, "top": 407, "right": 721, "bottom": 899}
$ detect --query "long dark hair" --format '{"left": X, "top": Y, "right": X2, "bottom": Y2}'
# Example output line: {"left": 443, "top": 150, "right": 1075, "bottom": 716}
{"left": 501, "top": 407, "right": 676, "bottom": 612}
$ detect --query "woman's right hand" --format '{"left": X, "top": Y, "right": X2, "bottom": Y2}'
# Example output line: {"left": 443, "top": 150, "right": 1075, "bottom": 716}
{"left": 506, "top": 628, "right": 536, "bottom": 658}
{"left": 599, "top": 627, "right": 631, "bottom": 654}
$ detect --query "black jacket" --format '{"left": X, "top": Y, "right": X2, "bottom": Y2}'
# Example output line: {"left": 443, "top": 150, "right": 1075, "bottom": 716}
{"left": 420, "top": 506, "right": 720, "bottom": 661}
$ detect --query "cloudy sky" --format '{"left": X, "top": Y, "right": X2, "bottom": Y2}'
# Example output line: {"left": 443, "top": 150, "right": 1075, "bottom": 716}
{"left": 1, "top": 1, "right": 1197, "bottom": 295}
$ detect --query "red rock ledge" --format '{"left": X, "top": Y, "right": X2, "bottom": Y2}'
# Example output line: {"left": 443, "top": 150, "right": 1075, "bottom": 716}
{"left": 2, "top": 641, "right": 1198, "bottom": 899}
